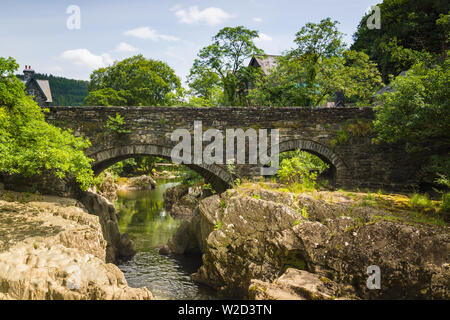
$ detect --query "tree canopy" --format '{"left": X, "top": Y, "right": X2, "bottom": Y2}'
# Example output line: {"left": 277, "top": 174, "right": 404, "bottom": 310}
{"left": 188, "top": 26, "right": 264, "bottom": 106}
{"left": 0, "top": 57, "right": 94, "bottom": 190}
{"left": 84, "top": 55, "right": 181, "bottom": 106}
{"left": 352, "top": 0, "right": 450, "bottom": 81}
{"left": 374, "top": 54, "right": 450, "bottom": 182}
{"left": 248, "top": 19, "right": 382, "bottom": 107}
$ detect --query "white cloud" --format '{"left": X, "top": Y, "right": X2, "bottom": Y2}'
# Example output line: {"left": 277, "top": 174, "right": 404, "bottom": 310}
{"left": 253, "top": 17, "right": 262, "bottom": 23}
{"left": 123, "top": 27, "right": 179, "bottom": 42}
{"left": 115, "top": 42, "right": 138, "bottom": 52}
{"left": 255, "top": 33, "right": 273, "bottom": 42}
{"left": 61, "top": 49, "right": 113, "bottom": 69}
{"left": 173, "top": 6, "right": 233, "bottom": 26}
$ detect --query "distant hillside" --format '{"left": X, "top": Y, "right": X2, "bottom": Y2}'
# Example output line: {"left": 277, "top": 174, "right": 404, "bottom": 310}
{"left": 17, "top": 73, "right": 88, "bottom": 106}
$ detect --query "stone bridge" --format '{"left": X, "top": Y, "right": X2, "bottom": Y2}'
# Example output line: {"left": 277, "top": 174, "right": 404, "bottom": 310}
{"left": 46, "top": 106, "right": 423, "bottom": 192}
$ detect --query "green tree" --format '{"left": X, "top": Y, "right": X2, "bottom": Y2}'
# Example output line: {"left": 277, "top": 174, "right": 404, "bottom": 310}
{"left": 248, "top": 19, "right": 382, "bottom": 107}
{"left": 85, "top": 55, "right": 181, "bottom": 106}
{"left": 0, "top": 57, "right": 94, "bottom": 190}
{"left": 352, "top": 0, "right": 449, "bottom": 81}
{"left": 189, "top": 26, "right": 264, "bottom": 106}
{"left": 373, "top": 55, "right": 450, "bottom": 182}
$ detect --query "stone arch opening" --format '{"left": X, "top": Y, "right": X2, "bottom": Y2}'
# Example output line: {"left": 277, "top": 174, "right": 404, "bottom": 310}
{"left": 89, "top": 145, "right": 232, "bottom": 193}
{"left": 270, "top": 139, "right": 347, "bottom": 185}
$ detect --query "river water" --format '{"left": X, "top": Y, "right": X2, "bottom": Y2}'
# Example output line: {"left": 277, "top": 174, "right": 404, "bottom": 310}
{"left": 115, "top": 180, "right": 217, "bottom": 300}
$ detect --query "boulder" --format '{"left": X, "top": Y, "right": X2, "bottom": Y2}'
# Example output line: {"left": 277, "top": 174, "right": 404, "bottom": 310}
{"left": 249, "top": 268, "right": 340, "bottom": 300}
{"left": 126, "top": 175, "right": 156, "bottom": 190}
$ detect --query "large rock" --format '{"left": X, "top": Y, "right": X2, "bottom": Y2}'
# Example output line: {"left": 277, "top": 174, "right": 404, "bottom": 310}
{"left": 190, "top": 186, "right": 450, "bottom": 299}
{"left": 0, "top": 191, "right": 152, "bottom": 300}
{"left": 163, "top": 185, "right": 206, "bottom": 220}
{"left": 126, "top": 175, "right": 156, "bottom": 190}
{"left": 249, "top": 268, "right": 340, "bottom": 300}
{"left": 94, "top": 172, "right": 118, "bottom": 203}
{"left": 79, "top": 191, "right": 135, "bottom": 263}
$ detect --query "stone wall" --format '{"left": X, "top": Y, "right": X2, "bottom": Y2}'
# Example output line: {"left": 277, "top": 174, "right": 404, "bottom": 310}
{"left": 46, "top": 106, "right": 425, "bottom": 192}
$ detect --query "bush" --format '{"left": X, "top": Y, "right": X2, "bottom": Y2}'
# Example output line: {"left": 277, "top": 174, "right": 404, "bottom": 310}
{"left": 278, "top": 150, "right": 329, "bottom": 190}
{"left": 410, "top": 194, "right": 434, "bottom": 212}
{"left": 441, "top": 193, "right": 450, "bottom": 213}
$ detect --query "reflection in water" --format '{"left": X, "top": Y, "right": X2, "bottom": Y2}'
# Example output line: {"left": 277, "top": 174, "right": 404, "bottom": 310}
{"left": 115, "top": 180, "right": 216, "bottom": 300}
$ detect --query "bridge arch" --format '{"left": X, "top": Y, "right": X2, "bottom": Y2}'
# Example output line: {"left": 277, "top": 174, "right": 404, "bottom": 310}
{"left": 269, "top": 139, "right": 347, "bottom": 184}
{"left": 89, "top": 144, "right": 233, "bottom": 193}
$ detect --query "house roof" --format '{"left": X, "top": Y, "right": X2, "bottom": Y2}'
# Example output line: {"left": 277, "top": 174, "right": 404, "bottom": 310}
{"left": 22, "top": 78, "right": 53, "bottom": 103}
{"left": 36, "top": 80, "right": 52, "bottom": 103}
{"left": 249, "top": 55, "right": 280, "bottom": 75}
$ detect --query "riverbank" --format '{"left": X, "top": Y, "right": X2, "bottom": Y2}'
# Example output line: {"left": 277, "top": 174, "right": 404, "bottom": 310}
{"left": 0, "top": 188, "right": 152, "bottom": 300}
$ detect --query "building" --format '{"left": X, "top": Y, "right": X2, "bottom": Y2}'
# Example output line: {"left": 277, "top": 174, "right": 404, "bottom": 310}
{"left": 21, "top": 66, "right": 52, "bottom": 107}
{"left": 249, "top": 55, "right": 280, "bottom": 76}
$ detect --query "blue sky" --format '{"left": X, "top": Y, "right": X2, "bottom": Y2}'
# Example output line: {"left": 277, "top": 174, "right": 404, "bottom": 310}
{"left": 0, "top": 0, "right": 379, "bottom": 84}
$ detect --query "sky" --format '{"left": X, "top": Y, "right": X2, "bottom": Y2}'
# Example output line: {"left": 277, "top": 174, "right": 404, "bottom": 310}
{"left": 0, "top": 0, "right": 379, "bottom": 84}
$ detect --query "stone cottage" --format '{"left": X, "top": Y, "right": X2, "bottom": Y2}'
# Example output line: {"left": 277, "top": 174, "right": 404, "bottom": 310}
{"left": 21, "top": 66, "right": 52, "bottom": 107}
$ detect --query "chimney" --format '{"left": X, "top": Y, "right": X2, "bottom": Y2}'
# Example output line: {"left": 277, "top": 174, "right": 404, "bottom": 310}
{"left": 23, "top": 65, "right": 35, "bottom": 81}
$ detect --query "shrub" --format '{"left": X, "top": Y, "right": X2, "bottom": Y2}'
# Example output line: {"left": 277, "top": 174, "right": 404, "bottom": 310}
{"left": 105, "top": 113, "right": 130, "bottom": 135}
{"left": 410, "top": 194, "right": 434, "bottom": 212}
{"left": 278, "top": 150, "right": 329, "bottom": 189}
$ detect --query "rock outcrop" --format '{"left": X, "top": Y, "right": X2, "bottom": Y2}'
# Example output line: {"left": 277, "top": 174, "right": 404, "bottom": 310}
{"left": 79, "top": 191, "right": 135, "bottom": 263}
{"left": 184, "top": 185, "right": 449, "bottom": 299}
{"left": 249, "top": 268, "right": 341, "bottom": 300}
{"left": 0, "top": 190, "right": 152, "bottom": 300}
{"left": 93, "top": 172, "right": 118, "bottom": 203}
{"left": 163, "top": 185, "right": 207, "bottom": 220}
{"left": 124, "top": 175, "right": 156, "bottom": 191}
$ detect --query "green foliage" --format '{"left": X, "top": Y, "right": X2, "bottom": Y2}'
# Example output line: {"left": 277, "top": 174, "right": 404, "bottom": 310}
{"left": 330, "top": 120, "right": 374, "bottom": 148}
{"left": 84, "top": 88, "right": 127, "bottom": 106}
{"left": 292, "top": 17, "right": 346, "bottom": 58}
{"left": 441, "top": 193, "right": 450, "bottom": 213}
{"left": 351, "top": 0, "right": 449, "bottom": 81}
{"left": 300, "top": 207, "right": 309, "bottom": 219}
{"left": 0, "top": 57, "right": 94, "bottom": 190}
{"left": 278, "top": 150, "right": 329, "bottom": 189}
{"left": 85, "top": 55, "right": 181, "bottom": 106}
{"left": 105, "top": 113, "right": 130, "bottom": 135}
{"left": 248, "top": 19, "right": 382, "bottom": 107}
{"left": 16, "top": 72, "right": 88, "bottom": 106}
{"left": 214, "top": 220, "right": 223, "bottom": 231}
{"left": 189, "top": 26, "right": 264, "bottom": 106}
{"left": 410, "top": 194, "right": 434, "bottom": 212}
{"left": 373, "top": 56, "right": 450, "bottom": 182}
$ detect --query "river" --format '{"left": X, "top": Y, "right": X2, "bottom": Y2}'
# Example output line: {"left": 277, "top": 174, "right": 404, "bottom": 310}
{"left": 115, "top": 180, "right": 217, "bottom": 300}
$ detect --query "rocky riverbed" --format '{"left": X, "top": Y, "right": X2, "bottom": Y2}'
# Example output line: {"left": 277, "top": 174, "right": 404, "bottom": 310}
{"left": 0, "top": 188, "right": 152, "bottom": 300}
{"left": 165, "top": 183, "right": 450, "bottom": 300}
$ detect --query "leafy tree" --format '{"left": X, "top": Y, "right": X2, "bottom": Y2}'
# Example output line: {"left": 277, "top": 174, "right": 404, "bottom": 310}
{"left": 373, "top": 55, "right": 450, "bottom": 182}
{"left": 352, "top": 0, "right": 450, "bottom": 81}
{"left": 0, "top": 57, "right": 94, "bottom": 190}
{"left": 85, "top": 55, "right": 181, "bottom": 106}
{"left": 189, "top": 26, "right": 264, "bottom": 106}
{"left": 292, "top": 17, "right": 346, "bottom": 58}
{"left": 84, "top": 88, "right": 127, "bottom": 106}
{"left": 248, "top": 19, "right": 382, "bottom": 107}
